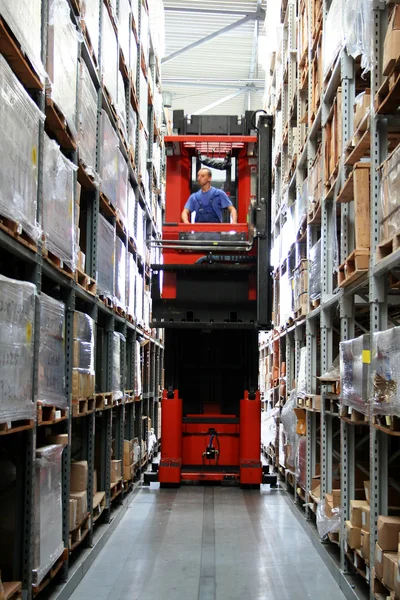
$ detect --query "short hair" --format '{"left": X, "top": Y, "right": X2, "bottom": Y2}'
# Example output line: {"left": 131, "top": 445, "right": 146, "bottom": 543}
{"left": 198, "top": 167, "right": 212, "bottom": 178}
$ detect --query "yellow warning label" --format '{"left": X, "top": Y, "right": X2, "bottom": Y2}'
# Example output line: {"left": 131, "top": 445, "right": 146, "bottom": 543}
{"left": 32, "top": 146, "right": 37, "bottom": 166}
{"left": 362, "top": 350, "right": 371, "bottom": 364}
{"left": 26, "top": 322, "right": 33, "bottom": 343}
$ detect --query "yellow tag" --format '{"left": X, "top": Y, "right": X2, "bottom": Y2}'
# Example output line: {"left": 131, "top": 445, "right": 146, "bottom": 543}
{"left": 32, "top": 146, "right": 37, "bottom": 166}
{"left": 362, "top": 350, "right": 371, "bottom": 364}
{"left": 69, "top": 200, "right": 73, "bottom": 217}
{"left": 386, "top": 416, "right": 391, "bottom": 426}
{"left": 26, "top": 322, "right": 33, "bottom": 343}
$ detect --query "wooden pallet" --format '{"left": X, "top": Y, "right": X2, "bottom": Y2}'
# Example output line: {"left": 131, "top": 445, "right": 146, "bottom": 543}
{"left": 310, "top": 296, "right": 321, "bottom": 311}
{"left": 119, "top": 47, "right": 129, "bottom": 81}
{"left": 0, "top": 418, "right": 34, "bottom": 436}
{"left": 69, "top": 513, "right": 90, "bottom": 552}
{"left": 99, "top": 294, "right": 114, "bottom": 310}
{"left": 373, "top": 414, "right": 400, "bottom": 437}
{"left": 37, "top": 403, "right": 68, "bottom": 426}
{"left": 43, "top": 247, "right": 74, "bottom": 280}
{"left": 372, "top": 571, "right": 391, "bottom": 599}
{"left": 338, "top": 249, "right": 369, "bottom": 288}
{"left": 78, "top": 161, "right": 97, "bottom": 191}
{"left": 94, "top": 392, "right": 113, "bottom": 411}
{"left": 304, "top": 394, "right": 321, "bottom": 412}
{"left": 375, "top": 60, "right": 400, "bottom": 115}
{"left": 0, "top": 215, "right": 37, "bottom": 253}
{"left": 45, "top": 96, "right": 76, "bottom": 150}
{"left": 110, "top": 478, "right": 123, "bottom": 502}
{"left": 76, "top": 269, "right": 96, "bottom": 296}
{"left": 0, "top": 17, "right": 43, "bottom": 90}
{"left": 99, "top": 191, "right": 117, "bottom": 218}
{"left": 308, "top": 198, "right": 321, "bottom": 225}
{"left": 114, "top": 304, "right": 126, "bottom": 319}
{"left": 2, "top": 581, "right": 22, "bottom": 600}
{"left": 72, "top": 397, "right": 95, "bottom": 418}
{"left": 32, "top": 548, "right": 68, "bottom": 596}
{"left": 340, "top": 405, "right": 369, "bottom": 424}
{"left": 377, "top": 231, "right": 400, "bottom": 263}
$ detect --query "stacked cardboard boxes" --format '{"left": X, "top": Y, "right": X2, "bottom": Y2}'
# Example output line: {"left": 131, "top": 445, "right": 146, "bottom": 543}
{"left": 123, "top": 440, "right": 135, "bottom": 481}
{"left": 69, "top": 461, "right": 88, "bottom": 533}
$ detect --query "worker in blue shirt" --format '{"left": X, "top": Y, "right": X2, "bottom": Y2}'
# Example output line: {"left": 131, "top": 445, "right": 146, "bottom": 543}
{"left": 181, "top": 168, "right": 238, "bottom": 224}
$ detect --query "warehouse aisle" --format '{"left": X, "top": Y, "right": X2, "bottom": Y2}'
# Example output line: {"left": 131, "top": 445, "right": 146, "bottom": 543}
{"left": 69, "top": 486, "right": 345, "bottom": 600}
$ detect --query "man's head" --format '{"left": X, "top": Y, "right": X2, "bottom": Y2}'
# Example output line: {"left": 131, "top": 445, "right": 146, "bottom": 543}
{"left": 197, "top": 168, "right": 212, "bottom": 190}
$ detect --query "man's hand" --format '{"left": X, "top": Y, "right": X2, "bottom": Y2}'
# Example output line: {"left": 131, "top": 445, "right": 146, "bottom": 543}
{"left": 228, "top": 205, "right": 238, "bottom": 224}
{"left": 181, "top": 208, "right": 191, "bottom": 224}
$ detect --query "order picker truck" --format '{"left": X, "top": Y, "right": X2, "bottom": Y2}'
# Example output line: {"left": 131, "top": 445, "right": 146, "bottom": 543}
{"left": 145, "top": 110, "right": 276, "bottom": 488}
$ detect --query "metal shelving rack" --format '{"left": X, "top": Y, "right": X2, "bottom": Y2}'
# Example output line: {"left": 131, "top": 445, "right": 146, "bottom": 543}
{"left": 261, "top": 1, "right": 400, "bottom": 598}
{"left": 0, "top": 0, "right": 164, "bottom": 598}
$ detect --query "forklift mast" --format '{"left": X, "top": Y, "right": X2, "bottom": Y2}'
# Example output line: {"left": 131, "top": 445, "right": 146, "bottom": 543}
{"left": 148, "top": 111, "right": 274, "bottom": 487}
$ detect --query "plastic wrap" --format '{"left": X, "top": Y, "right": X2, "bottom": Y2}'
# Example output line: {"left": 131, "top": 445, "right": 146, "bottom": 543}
{"left": 78, "top": 60, "right": 98, "bottom": 178}
{"left": 322, "top": 0, "right": 343, "bottom": 76}
{"left": 127, "top": 183, "right": 136, "bottom": 240}
{"left": 296, "top": 179, "right": 308, "bottom": 233}
{"left": 340, "top": 335, "right": 370, "bottom": 414}
{"left": 280, "top": 390, "right": 297, "bottom": 468}
{"left": 111, "top": 332, "right": 125, "bottom": 400}
{"left": 279, "top": 271, "right": 293, "bottom": 327}
{"left": 117, "top": 150, "right": 128, "bottom": 226}
{"left": 136, "top": 203, "right": 146, "bottom": 259}
{"left": 0, "top": 275, "right": 36, "bottom": 423}
{"left": 72, "top": 311, "right": 95, "bottom": 399}
{"left": 130, "top": 36, "right": 138, "bottom": 92}
{"left": 127, "top": 253, "right": 137, "bottom": 319}
{"left": 97, "top": 214, "right": 115, "bottom": 299}
{"left": 138, "top": 126, "right": 148, "bottom": 177}
{"left": 380, "top": 144, "right": 400, "bottom": 243}
{"left": 129, "top": 107, "right": 138, "bottom": 159}
{"left": 343, "top": 0, "right": 374, "bottom": 73}
{"left": 309, "top": 239, "right": 322, "bottom": 301}
{"left": 43, "top": 134, "right": 77, "bottom": 270}
{"left": 101, "top": 110, "right": 119, "bottom": 207}
{"left": 0, "top": 0, "right": 44, "bottom": 79}
{"left": 298, "top": 347, "right": 308, "bottom": 397}
{"left": 136, "top": 271, "right": 144, "bottom": 324}
{"left": 134, "top": 341, "right": 142, "bottom": 397}
{"left": 115, "top": 236, "right": 127, "bottom": 309}
{"left": 0, "top": 55, "right": 43, "bottom": 242}
{"left": 81, "top": 0, "right": 100, "bottom": 59}
{"left": 118, "top": 0, "right": 131, "bottom": 65}
{"left": 372, "top": 327, "right": 400, "bottom": 417}
{"left": 141, "top": 6, "right": 150, "bottom": 67}
{"left": 261, "top": 406, "right": 279, "bottom": 452}
{"left": 101, "top": 8, "right": 118, "bottom": 106}
{"left": 148, "top": 0, "right": 165, "bottom": 58}
{"left": 38, "top": 294, "right": 67, "bottom": 410}
{"left": 139, "top": 71, "right": 149, "bottom": 132}
{"left": 117, "top": 72, "right": 127, "bottom": 138}
{"left": 47, "top": 0, "right": 80, "bottom": 137}
{"left": 33, "top": 445, "right": 64, "bottom": 586}
{"left": 316, "top": 500, "right": 341, "bottom": 539}
{"left": 295, "top": 436, "right": 307, "bottom": 489}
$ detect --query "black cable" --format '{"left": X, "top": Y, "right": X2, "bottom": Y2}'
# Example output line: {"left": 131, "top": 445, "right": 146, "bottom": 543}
{"left": 215, "top": 433, "right": 220, "bottom": 466}
{"left": 251, "top": 109, "right": 268, "bottom": 131}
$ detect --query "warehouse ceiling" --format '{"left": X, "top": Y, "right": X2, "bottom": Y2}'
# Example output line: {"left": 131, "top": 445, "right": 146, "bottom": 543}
{"left": 161, "top": 0, "right": 266, "bottom": 119}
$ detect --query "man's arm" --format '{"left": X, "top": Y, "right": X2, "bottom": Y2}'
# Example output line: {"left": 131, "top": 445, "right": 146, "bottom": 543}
{"left": 228, "top": 205, "right": 237, "bottom": 224}
{"left": 181, "top": 208, "right": 191, "bottom": 223}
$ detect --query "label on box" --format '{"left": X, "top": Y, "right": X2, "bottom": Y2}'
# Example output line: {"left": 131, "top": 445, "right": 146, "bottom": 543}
{"left": 362, "top": 350, "right": 371, "bottom": 364}
{"left": 348, "top": 407, "right": 353, "bottom": 415}
{"left": 55, "top": 410, "right": 61, "bottom": 419}
{"left": 377, "top": 548, "right": 382, "bottom": 563}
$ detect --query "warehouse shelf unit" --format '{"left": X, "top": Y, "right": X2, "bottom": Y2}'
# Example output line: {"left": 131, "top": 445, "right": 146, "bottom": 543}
{"left": 261, "top": 0, "right": 400, "bottom": 598}
{"left": 0, "top": 0, "right": 164, "bottom": 597}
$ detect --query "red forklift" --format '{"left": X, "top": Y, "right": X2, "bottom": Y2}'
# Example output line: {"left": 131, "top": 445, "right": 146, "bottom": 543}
{"left": 145, "top": 111, "right": 275, "bottom": 488}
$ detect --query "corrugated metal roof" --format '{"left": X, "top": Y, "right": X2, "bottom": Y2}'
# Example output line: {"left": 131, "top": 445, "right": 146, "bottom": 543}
{"left": 162, "top": 0, "right": 266, "bottom": 118}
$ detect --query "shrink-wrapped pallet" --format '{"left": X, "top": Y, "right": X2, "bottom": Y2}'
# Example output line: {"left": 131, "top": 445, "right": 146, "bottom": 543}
{"left": 343, "top": 0, "right": 374, "bottom": 73}
{"left": 0, "top": 55, "right": 42, "bottom": 242}
{"left": 139, "top": 70, "right": 149, "bottom": 132}
{"left": 81, "top": 0, "right": 100, "bottom": 59}
{"left": 127, "top": 253, "right": 138, "bottom": 319}
{"left": 43, "top": 135, "right": 77, "bottom": 270}
{"left": 38, "top": 294, "right": 67, "bottom": 410}
{"left": 111, "top": 332, "right": 125, "bottom": 400}
{"left": 33, "top": 445, "right": 64, "bottom": 585}
{"left": 101, "top": 7, "right": 118, "bottom": 106}
{"left": 118, "top": 0, "right": 131, "bottom": 66}
{"left": 136, "top": 203, "right": 146, "bottom": 259}
{"left": 372, "top": 327, "right": 400, "bottom": 417}
{"left": 340, "top": 335, "right": 370, "bottom": 414}
{"left": 0, "top": 0, "right": 44, "bottom": 79}
{"left": 117, "top": 150, "right": 128, "bottom": 226}
{"left": 0, "top": 275, "right": 36, "bottom": 423}
{"left": 134, "top": 341, "right": 142, "bottom": 397}
{"left": 322, "top": 0, "right": 343, "bottom": 77}
{"left": 136, "top": 271, "right": 144, "bottom": 324}
{"left": 47, "top": 0, "right": 80, "bottom": 136}
{"left": 296, "top": 436, "right": 307, "bottom": 490}
{"left": 97, "top": 214, "right": 115, "bottom": 300}
{"left": 101, "top": 110, "right": 119, "bottom": 207}
{"left": 72, "top": 311, "right": 95, "bottom": 399}
{"left": 309, "top": 239, "right": 322, "bottom": 302}
{"left": 380, "top": 144, "right": 400, "bottom": 243}
{"left": 117, "top": 72, "right": 127, "bottom": 138}
{"left": 78, "top": 60, "right": 98, "bottom": 178}
{"left": 127, "top": 183, "right": 136, "bottom": 239}
{"left": 128, "top": 106, "right": 138, "bottom": 160}
{"left": 114, "top": 236, "right": 127, "bottom": 310}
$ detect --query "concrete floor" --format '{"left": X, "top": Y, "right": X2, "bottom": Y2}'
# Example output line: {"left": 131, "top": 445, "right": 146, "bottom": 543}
{"left": 69, "top": 485, "right": 346, "bottom": 600}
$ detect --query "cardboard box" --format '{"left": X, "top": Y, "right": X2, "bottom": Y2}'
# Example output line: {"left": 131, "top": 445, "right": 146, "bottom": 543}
{"left": 332, "top": 489, "right": 340, "bottom": 508}
{"left": 361, "top": 505, "right": 370, "bottom": 533}
{"left": 383, "top": 6, "right": 400, "bottom": 76}
{"left": 70, "top": 490, "right": 87, "bottom": 525}
{"left": 364, "top": 481, "right": 370, "bottom": 504}
{"left": 294, "top": 408, "right": 306, "bottom": 435}
{"left": 350, "top": 500, "right": 369, "bottom": 528}
{"left": 69, "top": 498, "right": 77, "bottom": 532}
{"left": 123, "top": 463, "right": 134, "bottom": 481}
{"left": 360, "top": 530, "right": 370, "bottom": 559}
{"left": 374, "top": 543, "right": 384, "bottom": 580}
{"left": 325, "top": 495, "right": 334, "bottom": 519}
{"left": 377, "top": 516, "right": 400, "bottom": 551}
{"left": 383, "top": 551, "right": 398, "bottom": 591}
{"left": 124, "top": 439, "right": 134, "bottom": 466}
{"left": 346, "top": 521, "right": 361, "bottom": 550}
{"left": 353, "top": 90, "right": 371, "bottom": 133}
{"left": 111, "top": 459, "right": 122, "bottom": 483}
{"left": 70, "top": 461, "right": 88, "bottom": 492}
{"left": 93, "top": 491, "right": 105, "bottom": 510}
{"left": 47, "top": 433, "right": 69, "bottom": 445}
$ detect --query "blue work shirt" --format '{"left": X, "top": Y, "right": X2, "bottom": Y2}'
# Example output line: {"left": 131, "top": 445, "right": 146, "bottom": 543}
{"left": 184, "top": 187, "right": 232, "bottom": 223}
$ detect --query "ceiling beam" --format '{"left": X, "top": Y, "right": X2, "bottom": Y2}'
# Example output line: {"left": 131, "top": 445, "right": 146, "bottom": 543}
{"left": 162, "top": 14, "right": 254, "bottom": 65}
{"left": 164, "top": 7, "right": 265, "bottom": 17}
{"left": 163, "top": 79, "right": 264, "bottom": 91}
{"left": 245, "top": 0, "right": 261, "bottom": 112}
{"left": 192, "top": 88, "right": 249, "bottom": 116}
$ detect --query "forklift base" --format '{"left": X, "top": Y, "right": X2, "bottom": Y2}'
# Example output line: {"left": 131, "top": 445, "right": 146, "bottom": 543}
{"left": 143, "top": 465, "right": 272, "bottom": 487}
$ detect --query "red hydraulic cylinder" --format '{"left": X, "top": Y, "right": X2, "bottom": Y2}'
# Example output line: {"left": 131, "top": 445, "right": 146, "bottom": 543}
{"left": 158, "top": 389, "right": 182, "bottom": 484}
{"left": 239, "top": 391, "right": 262, "bottom": 485}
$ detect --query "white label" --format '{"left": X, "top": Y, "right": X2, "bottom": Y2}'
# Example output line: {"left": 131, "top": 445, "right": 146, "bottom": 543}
{"left": 348, "top": 407, "right": 353, "bottom": 415}
{"left": 105, "top": 399, "right": 108, "bottom": 405}
{"left": 366, "top": 566, "right": 370, "bottom": 583}
{"left": 362, "top": 513, "right": 366, "bottom": 526}
{"left": 55, "top": 410, "right": 61, "bottom": 420}
{"left": 377, "top": 548, "right": 382, "bottom": 563}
